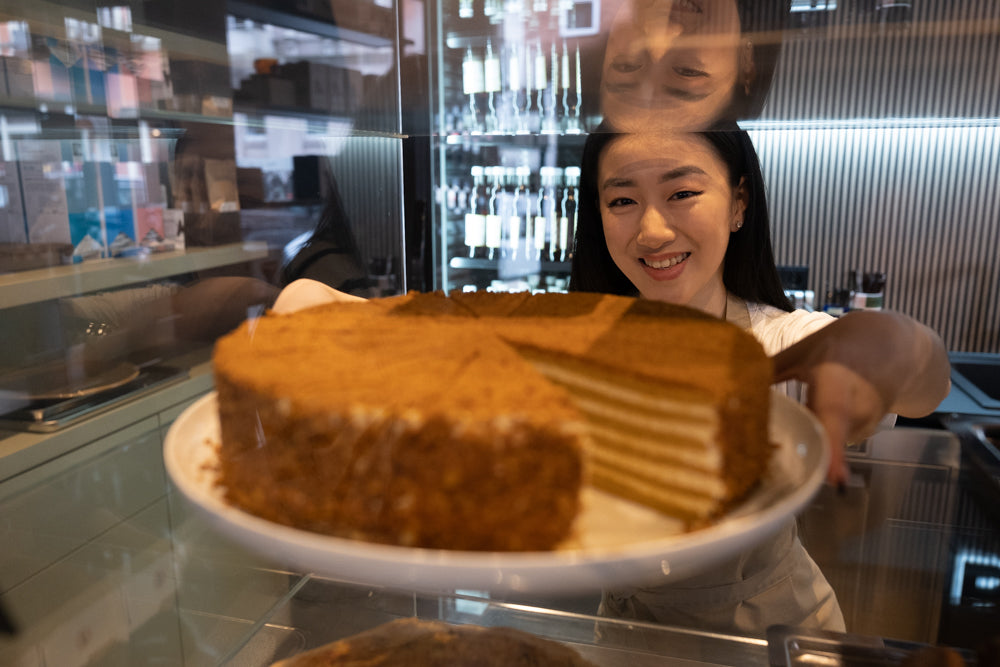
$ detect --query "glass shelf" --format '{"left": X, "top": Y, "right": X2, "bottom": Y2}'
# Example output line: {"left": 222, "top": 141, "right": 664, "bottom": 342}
{"left": 0, "top": 242, "right": 268, "bottom": 310}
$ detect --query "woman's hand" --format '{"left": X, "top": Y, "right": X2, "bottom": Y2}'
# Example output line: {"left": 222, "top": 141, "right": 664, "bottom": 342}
{"left": 772, "top": 310, "right": 951, "bottom": 486}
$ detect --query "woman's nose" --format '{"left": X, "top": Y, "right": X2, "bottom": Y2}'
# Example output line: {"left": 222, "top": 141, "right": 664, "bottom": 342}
{"left": 641, "top": 21, "right": 683, "bottom": 64}
{"left": 636, "top": 205, "right": 676, "bottom": 248}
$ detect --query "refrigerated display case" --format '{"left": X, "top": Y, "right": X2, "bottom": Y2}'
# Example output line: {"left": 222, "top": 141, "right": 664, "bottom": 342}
{"left": 0, "top": 2, "right": 409, "bottom": 661}
{"left": 427, "top": 0, "right": 600, "bottom": 294}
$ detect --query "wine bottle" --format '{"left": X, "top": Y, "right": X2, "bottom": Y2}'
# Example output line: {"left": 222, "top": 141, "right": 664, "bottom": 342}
{"left": 561, "top": 166, "right": 580, "bottom": 261}
{"left": 485, "top": 165, "right": 503, "bottom": 259}
{"left": 462, "top": 47, "right": 484, "bottom": 134}
{"left": 484, "top": 40, "right": 502, "bottom": 133}
{"left": 465, "top": 165, "right": 488, "bottom": 258}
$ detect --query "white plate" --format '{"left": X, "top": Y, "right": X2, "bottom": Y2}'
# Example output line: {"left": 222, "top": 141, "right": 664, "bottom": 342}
{"left": 164, "top": 391, "right": 829, "bottom": 595}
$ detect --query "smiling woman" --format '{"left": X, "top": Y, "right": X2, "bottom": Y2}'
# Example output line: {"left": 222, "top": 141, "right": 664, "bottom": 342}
{"left": 596, "top": 132, "right": 747, "bottom": 315}
{"left": 568, "top": 124, "right": 951, "bottom": 637}
{"left": 570, "top": 123, "right": 791, "bottom": 316}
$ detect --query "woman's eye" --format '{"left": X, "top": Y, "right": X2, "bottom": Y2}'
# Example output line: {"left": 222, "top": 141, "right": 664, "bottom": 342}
{"left": 674, "top": 67, "right": 708, "bottom": 78}
{"left": 606, "top": 197, "right": 636, "bottom": 208}
{"left": 671, "top": 190, "right": 702, "bottom": 200}
{"left": 610, "top": 58, "right": 644, "bottom": 74}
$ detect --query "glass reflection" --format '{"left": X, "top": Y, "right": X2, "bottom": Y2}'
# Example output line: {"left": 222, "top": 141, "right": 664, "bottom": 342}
{"left": 592, "top": 0, "right": 789, "bottom": 131}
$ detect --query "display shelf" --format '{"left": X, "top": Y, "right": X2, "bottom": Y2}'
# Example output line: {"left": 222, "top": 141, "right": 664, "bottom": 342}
{"left": 449, "top": 256, "right": 570, "bottom": 272}
{"left": 0, "top": 242, "right": 268, "bottom": 310}
{"left": 233, "top": 104, "right": 404, "bottom": 139}
{"left": 442, "top": 130, "right": 587, "bottom": 143}
{"left": 227, "top": 0, "right": 395, "bottom": 49}
{"left": 0, "top": 346, "right": 213, "bottom": 484}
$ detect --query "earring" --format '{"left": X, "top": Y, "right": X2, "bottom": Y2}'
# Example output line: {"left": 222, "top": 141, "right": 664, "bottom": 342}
{"left": 734, "top": 219, "right": 744, "bottom": 231}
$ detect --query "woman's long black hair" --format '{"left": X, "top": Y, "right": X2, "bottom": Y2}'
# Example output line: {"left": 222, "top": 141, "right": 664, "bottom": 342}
{"left": 569, "top": 123, "right": 793, "bottom": 312}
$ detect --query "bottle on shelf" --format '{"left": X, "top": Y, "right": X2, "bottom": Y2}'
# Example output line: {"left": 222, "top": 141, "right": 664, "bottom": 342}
{"left": 560, "top": 41, "right": 571, "bottom": 126}
{"left": 565, "top": 43, "right": 583, "bottom": 134}
{"left": 543, "top": 42, "right": 560, "bottom": 134}
{"left": 464, "top": 165, "right": 488, "bottom": 258}
{"left": 507, "top": 42, "right": 528, "bottom": 134}
{"left": 561, "top": 165, "right": 580, "bottom": 261}
{"left": 483, "top": 40, "right": 502, "bottom": 133}
{"left": 509, "top": 165, "right": 531, "bottom": 259}
{"left": 485, "top": 165, "right": 503, "bottom": 259}
{"left": 537, "top": 166, "right": 561, "bottom": 260}
{"left": 462, "top": 46, "right": 485, "bottom": 134}
{"left": 533, "top": 166, "right": 553, "bottom": 261}
{"left": 484, "top": 0, "right": 503, "bottom": 23}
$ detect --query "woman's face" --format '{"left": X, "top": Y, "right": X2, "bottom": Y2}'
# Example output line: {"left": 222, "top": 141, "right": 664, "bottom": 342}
{"left": 601, "top": 0, "right": 745, "bottom": 131}
{"left": 598, "top": 132, "right": 746, "bottom": 316}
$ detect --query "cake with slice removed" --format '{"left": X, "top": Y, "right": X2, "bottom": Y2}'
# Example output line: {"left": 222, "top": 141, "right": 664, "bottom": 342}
{"left": 212, "top": 291, "right": 774, "bottom": 551}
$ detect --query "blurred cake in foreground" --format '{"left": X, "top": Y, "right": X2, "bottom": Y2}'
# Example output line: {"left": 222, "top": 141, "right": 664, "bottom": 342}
{"left": 270, "top": 618, "right": 598, "bottom": 666}
{"left": 213, "top": 291, "right": 773, "bottom": 551}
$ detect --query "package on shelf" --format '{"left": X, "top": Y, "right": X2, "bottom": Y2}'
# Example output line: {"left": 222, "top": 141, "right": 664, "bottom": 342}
{"left": 203, "top": 159, "right": 240, "bottom": 212}
{"left": 30, "top": 35, "right": 73, "bottom": 104}
{"left": 0, "top": 55, "right": 8, "bottom": 98}
{"left": 0, "top": 162, "right": 28, "bottom": 244}
{"left": 164, "top": 58, "right": 231, "bottom": 115}
{"left": 100, "top": 28, "right": 141, "bottom": 116}
{"left": 234, "top": 73, "right": 296, "bottom": 108}
{"left": 65, "top": 18, "right": 107, "bottom": 107}
{"left": 129, "top": 34, "right": 173, "bottom": 110}
{"left": 273, "top": 61, "right": 362, "bottom": 114}
{"left": 1, "top": 55, "right": 34, "bottom": 98}
{"left": 274, "top": 61, "right": 329, "bottom": 111}
{"left": 81, "top": 161, "right": 134, "bottom": 255}
{"left": 16, "top": 140, "right": 73, "bottom": 249}
{"left": 162, "top": 209, "right": 184, "bottom": 249}
{"left": 236, "top": 167, "right": 267, "bottom": 206}
{"left": 131, "top": 162, "right": 168, "bottom": 246}
{"left": 328, "top": 66, "right": 364, "bottom": 115}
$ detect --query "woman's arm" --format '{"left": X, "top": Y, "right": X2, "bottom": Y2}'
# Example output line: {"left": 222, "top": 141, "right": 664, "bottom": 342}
{"left": 772, "top": 310, "right": 951, "bottom": 485}
{"left": 271, "top": 278, "right": 368, "bottom": 314}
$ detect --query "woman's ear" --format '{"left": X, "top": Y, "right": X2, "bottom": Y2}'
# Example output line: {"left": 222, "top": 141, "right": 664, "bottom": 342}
{"left": 730, "top": 176, "right": 749, "bottom": 232}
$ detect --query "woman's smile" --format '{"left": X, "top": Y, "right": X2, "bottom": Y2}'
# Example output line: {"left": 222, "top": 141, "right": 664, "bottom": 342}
{"left": 641, "top": 252, "right": 691, "bottom": 273}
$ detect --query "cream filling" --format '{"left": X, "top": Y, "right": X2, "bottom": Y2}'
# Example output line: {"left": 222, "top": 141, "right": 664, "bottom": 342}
{"left": 584, "top": 420, "right": 722, "bottom": 470}
{"left": 590, "top": 468, "right": 721, "bottom": 517}
{"left": 526, "top": 359, "right": 716, "bottom": 421}
{"left": 588, "top": 447, "right": 728, "bottom": 497}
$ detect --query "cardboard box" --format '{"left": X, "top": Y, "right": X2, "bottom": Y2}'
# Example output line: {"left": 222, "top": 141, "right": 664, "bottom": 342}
{"left": 1, "top": 56, "right": 35, "bottom": 98}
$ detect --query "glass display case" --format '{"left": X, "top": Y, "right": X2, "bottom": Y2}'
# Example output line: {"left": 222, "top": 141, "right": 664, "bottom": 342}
{"left": 0, "top": 0, "right": 406, "bottom": 429}
{"left": 428, "top": 0, "right": 598, "bottom": 294}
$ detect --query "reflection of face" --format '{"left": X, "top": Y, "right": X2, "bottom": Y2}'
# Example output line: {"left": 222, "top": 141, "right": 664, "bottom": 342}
{"left": 601, "top": 0, "right": 744, "bottom": 131}
{"left": 598, "top": 133, "right": 746, "bottom": 316}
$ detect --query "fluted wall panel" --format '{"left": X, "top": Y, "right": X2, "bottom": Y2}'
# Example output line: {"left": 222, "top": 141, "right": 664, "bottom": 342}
{"left": 746, "top": 0, "right": 1000, "bottom": 353}
{"left": 329, "top": 136, "right": 403, "bottom": 273}
{"left": 750, "top": 125, "right": 1000, "bottom": 353}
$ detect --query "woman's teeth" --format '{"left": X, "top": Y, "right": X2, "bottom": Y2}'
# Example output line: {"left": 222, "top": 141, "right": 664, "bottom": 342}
{"left": 643, "top": 253, "right": 690, "bottom": 269}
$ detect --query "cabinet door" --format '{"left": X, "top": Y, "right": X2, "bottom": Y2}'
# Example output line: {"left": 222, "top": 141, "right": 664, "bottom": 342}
{"left": 0, "top": 417, "right": 183, "bottom": 666}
